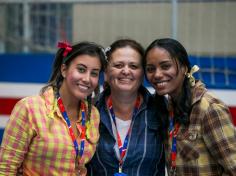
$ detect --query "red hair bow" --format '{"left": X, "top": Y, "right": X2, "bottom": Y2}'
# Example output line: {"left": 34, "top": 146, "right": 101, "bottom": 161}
{"left": 57, "top": 41, "right": 72, "bottom": 57}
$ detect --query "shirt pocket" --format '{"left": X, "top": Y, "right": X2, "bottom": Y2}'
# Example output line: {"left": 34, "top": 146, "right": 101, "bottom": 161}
{"left": 177, "top": 129, "right": 200, "bottom": 161}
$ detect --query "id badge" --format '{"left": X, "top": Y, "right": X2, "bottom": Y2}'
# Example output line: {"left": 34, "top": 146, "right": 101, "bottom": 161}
{"left": 114, "top": 164, "right": 127, "bottom": 176}
{"left": 114, "top": 173, "right": 127, "bottom": 176}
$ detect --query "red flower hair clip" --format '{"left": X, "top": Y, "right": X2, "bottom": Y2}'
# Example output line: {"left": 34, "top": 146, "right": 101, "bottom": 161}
{"left": 57, "top": 41, "right": 72, "bottom": 57}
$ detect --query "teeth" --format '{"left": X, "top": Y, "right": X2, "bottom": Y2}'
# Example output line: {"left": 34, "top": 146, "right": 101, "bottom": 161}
{"left": 119, "top": 78, "right": 131, "bottom": 80}
{"left": 156, "top": 81, "right": 167, "bottom": 88}
{"left": 119, "top": 78, "right": 131, "bottom": 83}
{"left": 78, "top": 84, "right": 89, "bottom": 90}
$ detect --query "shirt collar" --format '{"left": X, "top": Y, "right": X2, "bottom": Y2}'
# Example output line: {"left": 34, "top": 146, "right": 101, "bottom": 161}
{"left": 41, "top": 86, "right": 62, "bottom": 119}
{"left": 41, "top": 86, "right": 89, "bottom": 122}
{"left": 191, "top": 80, "right": 207, "bottom": 105}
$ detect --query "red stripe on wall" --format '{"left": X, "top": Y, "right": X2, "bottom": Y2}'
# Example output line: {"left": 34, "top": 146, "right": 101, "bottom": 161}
{"left": 0, "top": 98, "right": 21, "bottom": 115}
{"left": 229, "top": 107, "right": 236, "bottom": 126}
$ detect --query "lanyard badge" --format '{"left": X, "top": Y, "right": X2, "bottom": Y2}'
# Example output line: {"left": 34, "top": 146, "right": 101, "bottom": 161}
{"left": 57, "top": 92, "right": 86, "bottom": 160}
{"left": 114, "top": 173, "right": 127, "bottom": 176}
{"left": 107, "top": 95, "right": 141, "bottom": 176}
{"left": 169, "top": 110, "right": 180, "bottom": 176}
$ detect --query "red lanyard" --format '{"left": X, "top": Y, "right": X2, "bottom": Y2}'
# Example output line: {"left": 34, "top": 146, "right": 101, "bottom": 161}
{"left": 169, "top": 110, "right": 180, "bottom": 173}
{"left": 57, "top": 92, "right": 86, "bottom": 160}
{"left": 107, "top": 95, "right": 141, "bottom": 171}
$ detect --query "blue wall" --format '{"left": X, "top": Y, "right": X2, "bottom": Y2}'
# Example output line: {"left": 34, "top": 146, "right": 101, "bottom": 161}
{"left": 1, "top": 53, "right": 236, "bottom": 88}
{"left": 189, "top": 55, "right": 236, "bottom": 89}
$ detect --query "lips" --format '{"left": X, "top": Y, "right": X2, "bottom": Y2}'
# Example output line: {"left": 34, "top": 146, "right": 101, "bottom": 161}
{"left": 154, "top": 80, "right": 169, "bottom": 90}
{"left": 77, "top": 83, "right": 90, "bottom": 91}
{"left": 118, "top": 77, "right": 133, "bottom": 84}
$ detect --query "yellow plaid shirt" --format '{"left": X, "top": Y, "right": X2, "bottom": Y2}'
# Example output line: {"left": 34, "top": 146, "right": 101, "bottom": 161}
{"left": 0, "top": 87, "right": 100, "bottom": 176}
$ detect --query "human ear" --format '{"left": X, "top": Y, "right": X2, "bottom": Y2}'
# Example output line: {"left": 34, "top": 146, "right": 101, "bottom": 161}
{"left": 183, "top": 66, "right": 188, "bottom": 75}
{"left": 60, "top": 64, "right": 67, "bottom": 78}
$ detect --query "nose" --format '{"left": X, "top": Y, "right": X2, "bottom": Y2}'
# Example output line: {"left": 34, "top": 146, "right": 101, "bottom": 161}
{"left": 121, "top": 65, "right": 130, "bottom": 75}
{"left": 154, "top": 69, "right": 163, "bottom": 79}
{"left": 82, "top": 72, "right": 90, "bottom": 83}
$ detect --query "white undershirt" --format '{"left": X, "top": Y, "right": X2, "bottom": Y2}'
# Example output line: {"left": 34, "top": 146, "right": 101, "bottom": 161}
{"left": 110, "top": 115, "right": 131, "bottom": 159}
{"left": 115, "top": 117, "right": 131, "bottom": 143}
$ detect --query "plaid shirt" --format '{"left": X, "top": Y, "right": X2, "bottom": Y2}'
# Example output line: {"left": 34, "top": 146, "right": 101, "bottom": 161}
{"left": 166, "top": 81, "right": 236, "bottom": 176}
{"left": 0, "top": 87, "right": 100, "bottom": 176}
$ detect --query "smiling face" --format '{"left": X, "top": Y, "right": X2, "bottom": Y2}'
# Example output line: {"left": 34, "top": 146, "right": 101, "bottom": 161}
{"left": 61, "top": 54, "right": 101, "bottom": 100}
{"left": 145, "top": 47, "right": 186, "bottom": 98}
{"left": 105, "top": 46, "right": 143, "bottom": 95}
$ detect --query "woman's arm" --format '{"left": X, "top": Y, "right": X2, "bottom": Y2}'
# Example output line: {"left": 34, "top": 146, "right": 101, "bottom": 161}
{"left": 202, "top": 102, "right": 236, "bottom": 175}
{"left": 0, "top": 99, "right": 33, "bottom": 175}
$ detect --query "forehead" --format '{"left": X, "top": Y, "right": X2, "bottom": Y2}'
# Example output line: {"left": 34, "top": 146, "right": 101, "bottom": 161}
{"left": 110, "top": 47, "right": 141, "bottom": 63}
{"left": 71, "top": 54, "right": 101, "bottom": 69}
{"left": 147, "top": 47, "right": 171, "bottom": 60}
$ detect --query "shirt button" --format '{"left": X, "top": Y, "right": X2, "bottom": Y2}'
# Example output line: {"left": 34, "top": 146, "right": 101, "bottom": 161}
{"left": 189, "top": 133, "right": 197, "bottom": 140}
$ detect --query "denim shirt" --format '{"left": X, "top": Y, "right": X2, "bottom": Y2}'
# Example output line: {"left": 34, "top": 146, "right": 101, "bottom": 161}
{"left": 87, "top": 86, "right": 165, "bottom": 176}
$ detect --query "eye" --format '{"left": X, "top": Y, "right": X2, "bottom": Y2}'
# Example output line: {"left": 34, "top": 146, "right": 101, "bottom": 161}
{"left": 161, "top": 63, "right": 171, "bottom": 70}
{"left": 146, "top": 65, "right": 156, "bottom": 73}
{"left": 113, "top": 63, "right": 123, "bottom": 69}
{"left": 91, "top": 70, "right": 99, "bottom": 77}
{"left": 77, "top": 66, "right": 86, "bottom": 73}
{"left": 129, "top": 64, "right": 139, "bottom": 70}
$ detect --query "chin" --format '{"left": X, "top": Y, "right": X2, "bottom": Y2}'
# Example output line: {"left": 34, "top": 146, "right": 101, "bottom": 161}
{"left": 155, "top": 90, "right": 167, "bottom": 96}
{"left": 156, "top": 92, "right": 164, "bottom": 96}
{"left": 76, "top": 92, "right": 90, "bottom": 100}
{"left": 117, "top": 86, "right": 133, "bottom": 91}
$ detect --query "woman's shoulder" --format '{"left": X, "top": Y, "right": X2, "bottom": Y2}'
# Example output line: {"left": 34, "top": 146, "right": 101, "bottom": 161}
{"left": 195, "top": 90, "right": 227, "bottom": 111}
{"left": 15, "top": 94, "right": 44, "bottom": 108}
{"left": 95, "top": 90, "right": 107, "bottom": 110}
{"left": 191, "top": 90, "right": 231, "bottom": 128}
{"left": 191, "top": 81, "right": 226, "bottom": 111}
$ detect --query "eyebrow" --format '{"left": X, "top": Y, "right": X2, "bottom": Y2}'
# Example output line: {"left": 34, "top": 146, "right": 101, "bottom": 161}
{"left": 112, "top": 61, "right": 140, "bottom": 64}
{"left": 77, "top": 63, "right": 101, "bottom": 71}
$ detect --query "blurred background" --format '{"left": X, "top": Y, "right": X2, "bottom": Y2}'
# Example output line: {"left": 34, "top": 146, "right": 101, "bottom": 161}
{"left": 1, "top": 0, "right": 236, "bottom": 143}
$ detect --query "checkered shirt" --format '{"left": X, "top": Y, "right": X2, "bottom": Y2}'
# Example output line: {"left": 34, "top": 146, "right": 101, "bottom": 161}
{"left": 0, "top": 87, "right": 100, "bottom": 175}
{"left": 166, "top": 81, "right": 236, "bottom": 176}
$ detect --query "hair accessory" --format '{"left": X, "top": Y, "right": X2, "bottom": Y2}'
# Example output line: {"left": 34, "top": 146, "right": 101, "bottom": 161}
{"left": 186, "top": 65, "right": 199, "bottom": 87}
{"left": 102, "top": 46, "right": 111, "bottom": 62}
{"left": 105, "top": 46, "right": 111, "bottom": 53}
{"left": 57, "top": 41, "right": 72, "bottom": 57}
{"left": 100, "top": 48, "right": 107, "bottom": 60}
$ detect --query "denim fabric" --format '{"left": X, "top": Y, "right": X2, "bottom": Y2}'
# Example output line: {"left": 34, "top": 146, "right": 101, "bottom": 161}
{"left": 87, "top": 86, "right": 165, "bottom": 176}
